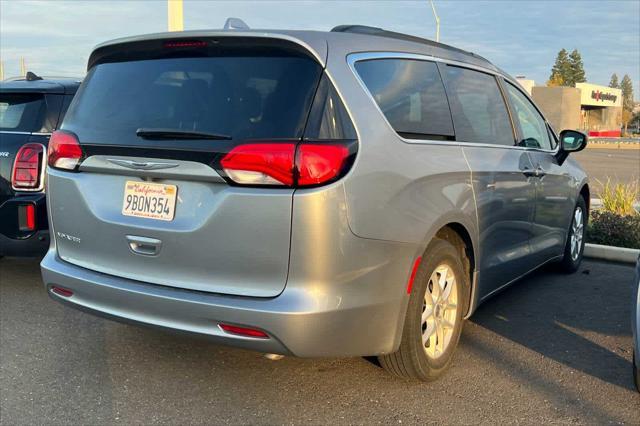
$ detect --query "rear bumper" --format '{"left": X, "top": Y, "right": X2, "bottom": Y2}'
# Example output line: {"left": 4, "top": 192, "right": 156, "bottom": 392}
{"left": 0, "top": 193, "right": 49, "bottom": 257}
{"left": 41, "top": 241, "right": 414, "bottom": 357}
{"left": 0, "top": 230, "right": 49, "bottom": 257}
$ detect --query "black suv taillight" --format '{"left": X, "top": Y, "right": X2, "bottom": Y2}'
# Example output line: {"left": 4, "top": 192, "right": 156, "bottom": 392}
{"left": 12, "top": 143, "right": 44, "bottom": 191}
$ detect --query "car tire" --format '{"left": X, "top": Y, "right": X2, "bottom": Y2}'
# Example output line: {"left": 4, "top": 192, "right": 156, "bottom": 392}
{"left": 378, "top": 238, "right": 467, "bottom": 381}
{"left": 558, "top": 196, "right": 587, "bottom": 274}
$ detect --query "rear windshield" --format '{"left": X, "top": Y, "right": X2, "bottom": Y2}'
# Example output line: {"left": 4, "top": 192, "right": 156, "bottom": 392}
{"left": 63, "top": 51, "right": 322, "bottom": 145}
{"left": 0, "top": 93, "right": 45, "bottom": 132}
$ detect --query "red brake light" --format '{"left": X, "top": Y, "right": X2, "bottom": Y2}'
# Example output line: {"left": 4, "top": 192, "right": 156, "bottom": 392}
{"left": 12, "top": 143, "right": 44, "bottom": 190}
{"left": 219, "top": 323, "right": 269, "bottom": 339}
{"left": 220, "top": 142, "right": 352, "bottom": 187}
{"left": 221, "top": 143, "right": 296, "bottom": 186}
{"left": 296, "top": 144, "right": 350, "bottom": 187}
{"left": 164, "top": 40, "right": 208, "bottom": 48}
{"left": 48, "top": 130, "right": 83, "bottom": 170}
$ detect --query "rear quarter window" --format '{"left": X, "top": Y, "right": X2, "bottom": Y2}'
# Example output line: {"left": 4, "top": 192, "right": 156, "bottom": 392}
{"left": 354, "top": 58, "right": 454, "bottom": 140}
{"left": 0, "top": 93, "right": 45, "bottom": 132}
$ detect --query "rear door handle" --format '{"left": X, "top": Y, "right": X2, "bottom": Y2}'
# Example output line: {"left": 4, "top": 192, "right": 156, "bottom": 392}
{"left": 126, "top": 235, "right": 162, "bottom": 256}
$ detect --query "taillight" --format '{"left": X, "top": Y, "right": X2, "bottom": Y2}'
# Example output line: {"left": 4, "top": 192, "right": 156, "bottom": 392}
{"left": 47, "top": 130, "right": 84, "bottom": 171}
{"left": 296, "top": 144, "right": 350, "bottom": 187}
{"left": 220, "top": 142, "right": 352, "bottom": 188}
{"left": 221, "top": 143, "right": 296, "bottom": 186}
{"left": 11, "top": 143, "right": 44, "bottom": 190}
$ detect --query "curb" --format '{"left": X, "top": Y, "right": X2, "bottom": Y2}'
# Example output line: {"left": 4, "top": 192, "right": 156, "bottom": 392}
{"left": 584, "top": 243, "right": 639, "bottom": 264}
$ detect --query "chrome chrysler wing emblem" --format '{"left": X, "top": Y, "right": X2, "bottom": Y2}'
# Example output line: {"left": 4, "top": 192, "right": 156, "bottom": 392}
{"left": 107, "top": 158, "right": 179, "bottom": 170}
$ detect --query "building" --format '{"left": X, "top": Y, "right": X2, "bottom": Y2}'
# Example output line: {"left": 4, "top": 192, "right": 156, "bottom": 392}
{"left": 515, "top": 76, "right": 535, "bottom": 95}
{"left": 530, "top": 81, "right": 623, "bottom": 137}
{"left": 575, "top": 83, "right": 623, "bottom": 136}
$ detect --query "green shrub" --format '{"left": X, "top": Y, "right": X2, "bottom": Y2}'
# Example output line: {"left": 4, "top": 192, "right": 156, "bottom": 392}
{"left": 596, "top": 178, "right": 638, "bottom": 216}
{"left": 587, "top": 211, "right": 640, "bottom": 249}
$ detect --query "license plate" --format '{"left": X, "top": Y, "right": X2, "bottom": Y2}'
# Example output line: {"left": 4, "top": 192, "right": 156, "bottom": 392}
{"left": 122, "top": 181, "right": 177, "bottom": 221}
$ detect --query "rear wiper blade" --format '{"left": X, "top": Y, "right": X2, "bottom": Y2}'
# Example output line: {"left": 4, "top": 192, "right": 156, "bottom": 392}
{"left": 136, "top": 128, "right": 232, "bottom": 140}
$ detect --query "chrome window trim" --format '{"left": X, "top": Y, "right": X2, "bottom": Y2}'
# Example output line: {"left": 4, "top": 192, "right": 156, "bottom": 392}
{"left": 0, "top": 130, "right": 52, "bottom": 136}
{"left": 11, "top": 143, "right": 47, "bottom": 193}
{"left": 347, "top": 51, "right": 559, "bottom": 154}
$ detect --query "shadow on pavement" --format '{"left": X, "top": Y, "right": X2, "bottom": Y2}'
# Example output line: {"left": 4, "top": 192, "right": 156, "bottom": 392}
{"left": 470, "top": 260, "right": 635, "bottom": 391}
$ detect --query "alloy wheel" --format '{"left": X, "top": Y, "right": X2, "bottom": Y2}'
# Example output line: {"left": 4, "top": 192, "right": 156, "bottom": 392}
{"left": 421, "top": 264, "right": 458, "bottom": 359}
{"left": 570, "top": 206, "right": 584, "bottom": 261}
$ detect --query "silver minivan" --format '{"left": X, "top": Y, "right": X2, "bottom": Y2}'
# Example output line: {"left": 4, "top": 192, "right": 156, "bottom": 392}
{"left": 41, "top": 25, "right": 589, "bottom": 381}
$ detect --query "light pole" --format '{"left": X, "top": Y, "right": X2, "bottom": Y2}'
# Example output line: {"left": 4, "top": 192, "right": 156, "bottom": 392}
{"left": 429, "top": 0, "right": 440, "bottom": 42}
{"left": 168, "top": 0, "right": 184, "bottom": 32}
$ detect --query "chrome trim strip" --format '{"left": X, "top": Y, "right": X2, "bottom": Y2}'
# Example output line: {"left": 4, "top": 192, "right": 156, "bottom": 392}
{"left": 107, "top": 158, "right": 179, "bottom": 171}
{"left": 0, "top": 131, "right": 51, "bottom": 136}
{"left": 346, "top": 51, "right": 559, "bottom": 154}
{"left": 0, "top": 130, "right": 30, "bottom": 135}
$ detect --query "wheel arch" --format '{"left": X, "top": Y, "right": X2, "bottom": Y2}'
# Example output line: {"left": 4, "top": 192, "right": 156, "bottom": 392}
{"left": 579, "top": 183, "right": 590, "bottom": 213}
{"left": 424, "top": 220, "right": 478, "bottom": 318}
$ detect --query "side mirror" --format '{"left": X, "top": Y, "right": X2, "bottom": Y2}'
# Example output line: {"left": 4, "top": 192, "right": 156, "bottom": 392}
{"left": 560, "top": 129, "right": 587, "bottom": 152}
{"left": 556, "top": 129, "right": 588, "bottom": 164}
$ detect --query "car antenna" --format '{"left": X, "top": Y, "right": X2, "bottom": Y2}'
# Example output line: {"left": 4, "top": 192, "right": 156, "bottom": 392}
{"left": 223, "top": 17, "right": 249, "bottom": 30}
{"left": 25, "top": 71, "right": 43, "bottom": 81}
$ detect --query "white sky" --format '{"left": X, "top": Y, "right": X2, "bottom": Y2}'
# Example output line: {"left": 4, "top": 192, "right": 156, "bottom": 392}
{"left": 1, "top": 0, "right": 638, "bottom": 97}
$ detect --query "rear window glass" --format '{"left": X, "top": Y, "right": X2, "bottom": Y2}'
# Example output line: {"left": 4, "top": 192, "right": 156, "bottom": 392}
{"left": 0, "top": 94, "right": 45, "bottom": 132}
{"left": 63, "top": 52, "right": 322, "bottom": 144}
{"left": 354, "top": 59, "right": 454, "bottom": 139}
{"left": 443, "top": 66, "right": 514, "bottom": 146}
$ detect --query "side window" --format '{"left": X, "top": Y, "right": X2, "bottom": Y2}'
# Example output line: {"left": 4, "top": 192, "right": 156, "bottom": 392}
{"left": 305, "top": 75, "right": 357, "bottom": 140}
{"left": 354, "top": 58, "right": 454, "bottom": 139}
{"left": 505, "top": 83, "right": 552, "bottom": 150}
{"left": 443, "top": 66, "right": 514, "bottom": 146}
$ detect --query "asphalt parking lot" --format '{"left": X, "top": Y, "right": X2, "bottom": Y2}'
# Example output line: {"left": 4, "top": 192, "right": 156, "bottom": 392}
{"left": 574, "top": 147, "right": 640, "bottom": 192}
{"left": 1, "top": 257, "right": 638, "bottom": 424}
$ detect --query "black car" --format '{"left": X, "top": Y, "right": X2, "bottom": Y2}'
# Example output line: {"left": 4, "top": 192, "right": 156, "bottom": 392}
{"left": 0, "top": 73, "right": 80, "bottom": 257}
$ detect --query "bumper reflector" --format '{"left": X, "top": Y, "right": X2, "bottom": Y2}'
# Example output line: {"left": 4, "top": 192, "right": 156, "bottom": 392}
{"left": 51, "top": 286, "right": 74, "bottom": 297}
{"left": 219, "top": 323, "right": 269, "bottom": 339}
{"left": 406, "top": 256, "right": 422, "bottom": 294}
{"left": 18, "top": 204, "right": 36, "bottom": 231}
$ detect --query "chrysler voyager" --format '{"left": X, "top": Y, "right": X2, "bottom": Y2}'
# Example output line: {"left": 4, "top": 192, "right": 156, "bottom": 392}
{"left": 41, "top": 25, "right": 589, "bottom": 381}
